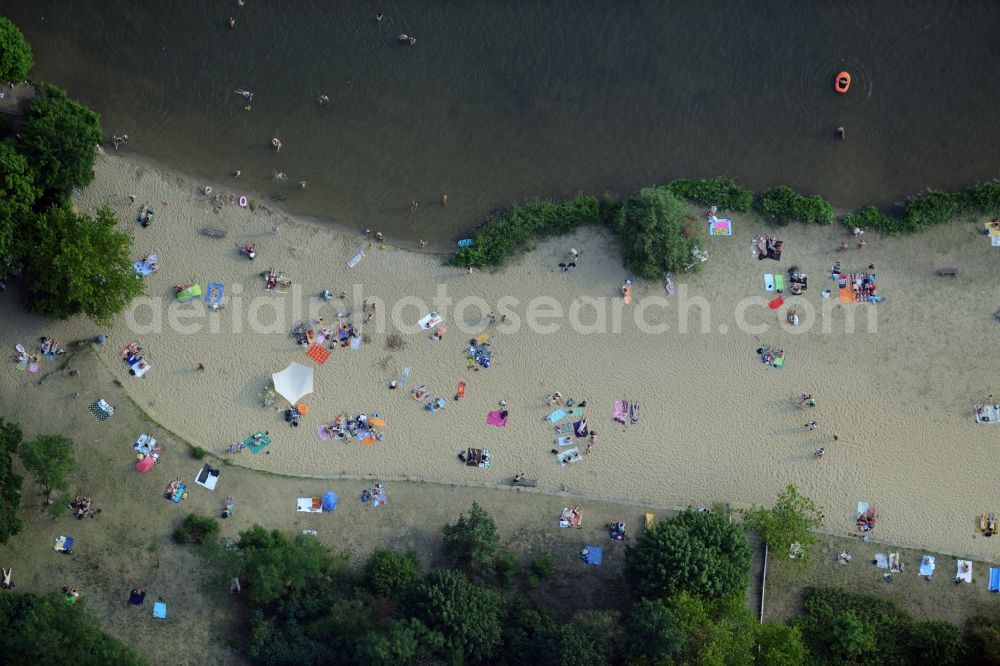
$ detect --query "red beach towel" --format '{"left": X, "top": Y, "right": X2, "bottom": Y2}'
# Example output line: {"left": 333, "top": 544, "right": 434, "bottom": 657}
{"left": 767, "top": 296, "right": 784, "bottom": 310}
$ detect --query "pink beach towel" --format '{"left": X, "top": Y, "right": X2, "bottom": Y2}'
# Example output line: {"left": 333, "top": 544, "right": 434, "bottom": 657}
{"left": 486, "top": 410, "right": 508, "bottom": 427}
{"left": 613, "top": 401, "right": 627, "bottom": 423}
{"left": 316, "top": 425, "right": 334, "bottom": 440}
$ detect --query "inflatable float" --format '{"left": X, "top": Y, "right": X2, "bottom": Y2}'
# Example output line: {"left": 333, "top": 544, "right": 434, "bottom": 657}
{"left": 457, "top": 238, "right": 474, "bottom": 248}
{"left": 835, "top": 71, "right": 851, "bottom": 94}
{"left": 239, "top": 196, "right": 248, "bottom": 208}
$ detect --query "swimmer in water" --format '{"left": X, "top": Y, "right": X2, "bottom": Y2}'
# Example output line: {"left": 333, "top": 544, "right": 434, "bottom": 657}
{"left": 375, "top": 11, "right": 384, "bottom": 22}
{"left": 318, "top": 94, "right": 330, "bottom": 105}
{"left": 228, "top": 17, "right": 236, "bottom": 29}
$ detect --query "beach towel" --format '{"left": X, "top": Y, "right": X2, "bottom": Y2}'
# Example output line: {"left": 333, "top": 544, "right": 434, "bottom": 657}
{"left": 486, "top": 410, "right": 508, "bottom": 427}
{"left": 176, "top": 284, "right": 202, "bottom": 302}
{"left": 398, "top": 366, "right": 410, "bottom": 388}
{"left": 53, "top": 535, "right": 74, "bottom": 553}
{"left": 889, "top": 553, "right": 902, "bottom": 573}
{"left": 244, "top": 432, "right": 271, "bottom": 454}
{"left": 296, "top": 497, "right": 323, "bottom": 513}
{"left": 206, "top": 281, "right": 224, "bottom": 308}
{"left": 975, "top": 404, "right": 1000, "bottom": 424}
{"left": 956, "top": 560, "right": 973, "bottom": 583}
{"left": 709, "top": 218, "right": 732, "bottom": 236}
{"left": 919, "top": 555, "right": 935, "bottom": 578}
{"left": 622, "top": 285, "right": 632, "bottom": 304}
{"left": 417, "top": 312, "right": 442, "bottom": 329}
{"left": 555, "top": 436, "right": 574, "bottom": 447}
{"left": 89, "top": 400, "right": 112, "bottom": 422}
{"left": 368, "top": 416, "right": 386, "bottom": 428}
{"left": 990, "top": 568, "right": 1000, "bottom": 592}
{"left": 554, "top": 407, "right": 584, "bottom": 424}
{"left": 316, "top": 425, "right": 334, "bottom": 440}
{"left": 768, "top": 296, "right": 784, "bottom": 309}
{"left": 347, "top": 251, "right": 365, "bottom": 268}
{"left": 573, "top": 419, "right": 589, "bottom": 437}
{"left": 135, "top": 457, "right": 155, "bottom": 473}
{"left": 474, "top": 331, "right": 492, "bottom": 345}
{"left": 875, "top": 553, "right": 889, "bottom": 569}
{"left": 129, "top": 589, "right": 146, "bottom": 606}
{"left": 133, "top": 256, "right": 158, "bottom": 276}
{"left": 546, "top": 408, "right": 568, "bottom": 423}
{"left": 306, "top": 344, "right": 330, "bottom": 365}
{"left": 839, "top": 285, "right": 854, "bottom": 304}
{"left": 629, "top": 402, "right": 640, "bottom": 424}
{"left": 993, "top": 236, "right": 1000, "bottom": 247}
{"left": 554, "top": 422, "right": 574, "bottom": 434}
{"left": 613, "top": 400, "right": 627, "bottom": 423}
{"left": 170, "top": 482, "right": 186, "bottom": 503}
{"left": 581, "top": 546, "right": 603, "bottom": 566}
{"left": 764, "top": 274, "right": 775, "bottom": 291}
{"left": 456, "top": 381, "right": 466, "bottom": 399}
{"left": 153, "top": 601, "right": 167, "bottom": 620}
{"left": 350, "top": 336, "right": 362, "bottom": 351}
{"left": 558, "top": 448, "right": 583, "bottom": 466}
{"left": 772, "top": 354, "right": 785, "bottom": 369}
{"left": 856, "top": 501, "right": 869, "bottom": 518}
{"left": 195, "top": 464, "right": 220, "bottom": 491}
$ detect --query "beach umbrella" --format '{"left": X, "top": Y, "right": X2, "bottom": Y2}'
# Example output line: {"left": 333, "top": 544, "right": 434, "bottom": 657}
{"left": 272, "top": 362, "right": 314, "bottom": 405}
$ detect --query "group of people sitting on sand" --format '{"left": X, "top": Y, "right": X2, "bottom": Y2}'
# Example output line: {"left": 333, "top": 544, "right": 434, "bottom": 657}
{"left": 757, "top": 346, "right": 784, "bottom": 367}
{"left": 979, "top": 513, "right": 998, "bottom": 537}
{"left": 69, "top": 495, "right": 100, "bottom": 520}
{"left": 262, "top": 268, "right": 291, "bottom": 291}
{"left": 40, "top": 336, "right": 65, "bottom": 356}
{"left": 754, "top": 235, "right": 783, "bottom": 261}
{"left": 857, "top": 507, "right": 878, "bottom": 532}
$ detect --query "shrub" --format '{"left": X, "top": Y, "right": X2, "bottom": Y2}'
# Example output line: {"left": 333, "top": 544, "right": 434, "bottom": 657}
{"left": 172, "top": 513, "right": 219, "bottom": 545}
{"left": 364, "top": 549, "right": 419, "bottom": 597}
{"left": 903, "top": 191, "right": 973, "bottom": 230}
{"left": 610, "top": 186, "right": 700, "bottom": 279}
{"left": 964, "top": 616, "right": 1000, "bottom": 665}
{"left": 968, "top": 182, "right": 1000, "bottom": 215}
{"left": 908, "top": 620, "right": 966, "bottom": 666}
{"left": 0, "top": 140, "right": 39, "bottom": 264}
{"left": 624, "top": 508, "right": 751, "bottom": 600}
{"left": 840, "top": 205, "right": 903, "bottom": 234}
{"left": 0, "top": 17, "right": 33, "bottom": 84}
{"left": 454, "top": 195, "right": 599, "bottom": 268}
{"left": 755, "top": 186, "right": 834, "bottom": 225}
{"left": 529, "top": 554, "right": 554, "bottom": 579}
{"left": 665, "top": 177, "right": 753, "bottom": 211}
{"left": 0, "top": 419, "right": 24, "bottom": 545}
{"left": 494, "top": 553, "right": 519, "bottom": 587}
{"left": 625, "top": 598, "right": 684, "bottom": 663}
{"left": 740, "top": 484, "right": 823, "bottom": 560}
{"left": 441, "top": 501, "right": 500, "bottom": 569}
{"left": 190, "top": 446, "right": 207, "bottom": 460}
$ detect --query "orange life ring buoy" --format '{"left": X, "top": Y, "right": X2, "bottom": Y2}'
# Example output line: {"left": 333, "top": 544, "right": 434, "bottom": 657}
{"left": 835, "top": 71, "right": 851, "bottom": 94}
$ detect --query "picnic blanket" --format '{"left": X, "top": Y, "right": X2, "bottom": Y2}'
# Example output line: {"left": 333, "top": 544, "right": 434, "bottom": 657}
{"left": 153, "top": 601, "right": 167, "bottom": 620}
{"left": 975, "top": 404, "right": 1000, "bottom": 424}
{"left": 195, "top": 464, "right": 220, "bottom": 491}
{"left": 53, "top": 535, "right": 74, "bottom": 552}
{"left": 206, "top": 281, "right": 224, "bottom": 308}
{"left": 875, "top": 553, "right": 889, "bottom": 569}
{"left": 244, "top": 432, "right": 271, "bottom": 454}
{"left": 306, "top": 344, "right": 330, "bottom": 365}
{"left": 296, "top": 497, "right": 323, "bottom": 513}
{"left": 956, "top": 560, "right": 973, "bottom": 583}
{"left": 347, "top": 251, "right": 365, "bottom": 268}
{"left": 558, "top": 448, "right": 583, "bottom": 466}
{"left": 559, "top": 507, "right": 583, "bottom": 528}
{"left": 135, "top": 433, "right": 158, "bottom": 454}
{"left": 133, "top": 255, "right": 158, "bottom": 276}
{"left": 613, "top": 400, "right": 627, "bottom": 423}
{"left": 89, "top": 399, "right": 114, "bottom": 421}
{"left": 919, "top": 555, "right": 936, "bottom": 577}
{"left": 708, "top": 218, "right": 732, "bottom": 236}
{"left": 486, "top": 410, "right": 508, "bottom": 427}
{"left": 581, "top": 546, "right": 603, "bottom": 565}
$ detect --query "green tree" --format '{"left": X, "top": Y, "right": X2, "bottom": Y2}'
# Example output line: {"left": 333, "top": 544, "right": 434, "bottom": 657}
{"left": 18, "top": 434, "right": 74, "bottom": 503}
{"left": 829, "top": 611, "right": 872, "bottom": 661}
{"left": 572, "top": 609, "right": 623, "bottom": 664}
{"left": 0, "top": 140, "right": 39, "bottom": 264}
{"left": 908, "top": 620, "right": 966, "bottom": 666}
{"left": 530, "top": 623, "right": 607, "bottom": 666}
{"left": 18, "top": 84, "right": 102, "bottom": 198}
{"left": 356, "top": 618, "right": 446, "bottom": 666}
{"left": 740, "top": 484, "right": 822, "bottom": 560}
{"left": 364, "top": 548, "right": 419, "bottom": 597}
{"left": 0, "top": 17, "right": 32, "bottom": 83}
{"left": 625, "top": 598, "right": 685, "bottom": 664}
{"left": 757, "top": 623, "right": 807, "bottom": 666}
{"left": 964, "top": 616, "right": 1000, "bottom": 666}
{"left": 441, "top": 501, "right": 500, "bottom": 569}
{"left": 236, "top": 525, "right": 333, "bottom": 605}
{"left": 402, "top": 568, "right": 505, "bottom": 664}
{"left": 625, "top": 509, "right": 751, "bottom": 600}
{"left": 23, "top": 204, "right": 143, "bottom": 323}
{"left": 610, "top": 186, "right": 700, "bottom": 279}
{"left": 0, "top": 591, "right": 144, "bottom": 664}
{"left": 668, "top": 592, "right": 759, "bottom": 666}
{"left": 0, "top": 418, "right": 24, "bottom": 544}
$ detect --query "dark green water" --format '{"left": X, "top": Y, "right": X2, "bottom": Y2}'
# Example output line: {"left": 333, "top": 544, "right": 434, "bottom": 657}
{"left": 7, "top": 1, "right": 1000, "bottom": 242}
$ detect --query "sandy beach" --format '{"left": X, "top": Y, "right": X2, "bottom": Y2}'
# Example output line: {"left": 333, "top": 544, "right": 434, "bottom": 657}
{"left": 3, "top": 153, "right": 1000, "bottom": 559}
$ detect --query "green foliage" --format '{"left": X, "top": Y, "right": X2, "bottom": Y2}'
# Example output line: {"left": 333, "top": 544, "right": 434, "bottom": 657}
{"left": 172, "top": 513, "right": 219, "bottom": 545}
{"left": 530, "top": 623, "right": 607, "bottom": 666}
{"left": 364, "top": 549, "right": 419, "bottom": 597}
{"left": 571, "top": 609, "right": 623, "bottom": 664}
{"left": 625, "top": 598, "right": 685, "bottom": 663}
{"left": 829, "top": 611, "right": 872, "bottom": 661}
{"left": 18, "top": 433, "right": 74, "bottom": 502}
{"left": 667, "top": 592, "right": 759, "bottom": 666}
{"left": 0, "top": 591, "right": 145, "bottom": 664}
{"left": 454, "top": 195, "right": 599, "bottom": 268}
{"left": 402, "top": 568, "right": 505, "bottom": 664}
{"left": 355, "top": 618, "right": 445, "bottom": 666}
{"left": 190, "top": 446, "right": 207, "bottom": 460}
{"left": 755, "top": 186, "right": 834, "bottom": 225}
{"left": 0, "top": 418, "right": 23, "bottom": 544}
{"left": 529, "top": 553, "right": 554, "bottom": 579}
{"left": 624, "top": 508, "right": 751, "bottom": 600}
{"left": 839, "top": 205, "right": 903, "bottom": 234}
{"left": 758, "top": 623, "right": 807, "bottom": 666}
{"left": 666, "top": 177, "right": 753, "bottom": 211}
{"left": 907, "top": 620, "right": 966, "bottom": 666}
{"left": 0, "top": 17, "right": 32, "bottom": 83}
{"left": 18, "top": 84, "right": 102, "bottom": 198}
{"left": 441, "top": 501, "right": 500, "bottom": 569}
{"left": 968, "top": 182, "right": 1000, "bottom": 215}
{"left": 0, "top": 140, "right": 39, "bottom": 264}
{"left": 740, "top": 484, "right": 822, "bottom": 560}
{"left": 964, "top": 616, "right": 1000, "bottom": 665}
{"left": 22, "top": 204, "right": 144, "bottom": 323}
{"left": 903, "top": 191, "right": 973, "bottom": 231}
{"left": 235, "top": 525, "right": 334, "bottom": 606}
{"left": 495, "top": 552, "right": 519, "bottom": 587}
{"left": 610, "top": 186, "right": 700, "bottom": 279}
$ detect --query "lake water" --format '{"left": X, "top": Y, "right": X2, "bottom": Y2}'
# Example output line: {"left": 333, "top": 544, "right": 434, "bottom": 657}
{"left": 7, "top": 0, "right": 1000, "bottom": 243}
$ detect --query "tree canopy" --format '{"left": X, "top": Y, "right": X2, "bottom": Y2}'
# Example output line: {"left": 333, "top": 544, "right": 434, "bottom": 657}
{"left": 235, "top": 525, "right": 333, "bottom": 606}
{"left": 0, "top": 418, "right": 24, "bottom": 544}
{"left": 668, "top": 592, "right": 759, "bottom": 666}
{"left": 0, "top": 140, "right": 39, "bottom": 265}
{"left": 23, "top": 204, "right": 143, "bottom": 323}
{"left": 402, "top": 568, "right": 505, "bottom": 664}
{"left": 441, "top": 501, "right": 500, "bottom": 569}
{"left": 625, "top": 598, "right": 685, "bottom": 663}
{"left": 18, "top": 84, "right": 102, "bottom": 198}
{"left": 364, "top": 548, "right": 419, "bottom": 597}
{"left": 18, "top": 434, "right": 74, "bottom": 503}
{"left": 624, "top": 508, "right": 751, "bottom": 600}
{"left": 0, "top": 17, "right": 32, "bottom": 83}
{"left": 610, "top": 186, "right": 700, "bottom": 279}
{"left": 740, "top": 484, "right": 823, "bottom": 560}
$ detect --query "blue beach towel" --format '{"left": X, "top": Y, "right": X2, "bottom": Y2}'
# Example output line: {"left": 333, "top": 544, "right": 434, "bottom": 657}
{"left": 206, "top": 281, "right": 224, "bottom": 308}
{"left": 546, "top": 409, "right": 567, "bottom": 423}
{"left": 133, "top": 259, "right": 156, "bottom": 276}
{"left": 764, "top": 274, "right": 775, "bottom": 291}
{"left": 581, "top": 546, "right": 603, "bottom": 566}
{"left": 919, "top": 555, "right": 935, "bottom": 578}
{"left": 399, "top": 367, "right": 410, "bottom": 388}
{"left": 990, "top": 568, "right": 1000, "bottom": 592}
{"left": 153, "top": 601, "right": 167, "bottom": 619}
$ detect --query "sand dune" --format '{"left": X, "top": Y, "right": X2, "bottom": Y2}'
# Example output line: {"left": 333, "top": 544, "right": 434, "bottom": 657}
{"left": 2, "top": 153, "right": 999, "bottom": 558}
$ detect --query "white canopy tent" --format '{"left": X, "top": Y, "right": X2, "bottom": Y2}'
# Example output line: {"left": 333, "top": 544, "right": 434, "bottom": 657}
{"left": 272, "top": 362, "right": 314, "bottom": 405}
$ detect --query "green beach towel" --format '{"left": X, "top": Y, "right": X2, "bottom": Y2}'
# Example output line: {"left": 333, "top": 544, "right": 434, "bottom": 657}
{"left": 772, "top": 355, "right": 785, "bottom": 369}
{"left": 774, "top": 275, "right": 784, "bottom": 292}
{"left": 245, "top": 432, "right": 272, "bottom": 454}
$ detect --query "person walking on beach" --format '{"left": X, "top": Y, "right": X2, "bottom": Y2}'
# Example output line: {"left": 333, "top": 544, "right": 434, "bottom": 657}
{"left": 805, "top": 421, "right": 817, "bottom": 431}
{"left": 815, "top": 447, "right": 825, "bottom": 458}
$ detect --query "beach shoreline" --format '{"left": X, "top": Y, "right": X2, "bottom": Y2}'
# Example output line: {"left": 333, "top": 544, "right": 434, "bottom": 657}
{"left": 3, "top": 152, "right": 1000, "bottom": 558}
